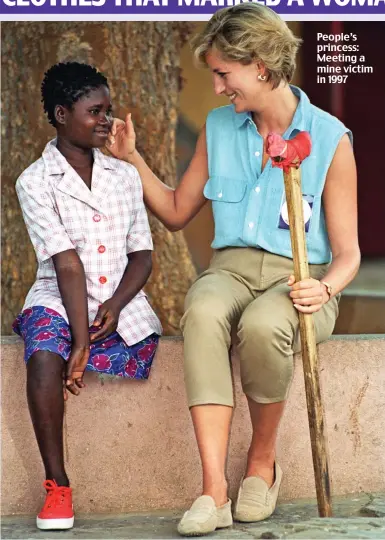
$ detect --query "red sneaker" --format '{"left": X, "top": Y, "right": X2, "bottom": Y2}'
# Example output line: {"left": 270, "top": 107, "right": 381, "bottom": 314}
{"left": 36, "top": 480, "right": 74, "bottom": 530}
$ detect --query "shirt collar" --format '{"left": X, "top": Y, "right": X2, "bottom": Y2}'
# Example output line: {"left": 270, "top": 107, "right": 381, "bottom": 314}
{"left": 233, "top": 110, "right": 252, "bottom": 129}
{"left": 285, "top": 85, "right": 309, "bottom": 135}
{"left": 233, "top": 85, "right": 310, "bottom": 135}
{"left": 93, "top": 147, "right": 118, "bottom": 171}
{"left": 42, "top": 138, "right": 118, "bottom": 175}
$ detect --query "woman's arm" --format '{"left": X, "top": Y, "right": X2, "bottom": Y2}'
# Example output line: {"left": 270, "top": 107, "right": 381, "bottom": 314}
{"left": 289, "top": 133, "right": 361, "bottom": 312}
{"left": 320, "top": 133, "right": 361, "bottom": 293}
{"left": 108, "top": 114, "right": 209, "bottom": 231}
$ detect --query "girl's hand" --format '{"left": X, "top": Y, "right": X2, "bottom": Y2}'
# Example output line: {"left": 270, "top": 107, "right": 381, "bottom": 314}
{"left": 90, "top": 299, "right": 121, "bottom": 342}
{"left": 105, "top": 112, "right": 136, "bottom": 162}
{"left": 287, "top": 275, "right": 329, "bottom": 314}
{"left": 64, "top": 344, "right": 90, "bottom": 400}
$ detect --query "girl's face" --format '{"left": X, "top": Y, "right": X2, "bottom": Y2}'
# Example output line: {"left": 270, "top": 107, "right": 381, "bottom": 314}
{"left": 56, "top": 85, "right": 113, "bottom": 149}
{"left": 206, "top": 48, "right": 265, "bottom": 113}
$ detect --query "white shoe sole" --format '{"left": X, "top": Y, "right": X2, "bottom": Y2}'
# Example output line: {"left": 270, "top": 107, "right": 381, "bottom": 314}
{"left": 177, "top": 506, "right": 232, "bottom": 536}
{"left": 36, "top": 516, "right": 74, "bottom": 530}
{"left": 234, "top": 508, "right": 274, "bottom": 522}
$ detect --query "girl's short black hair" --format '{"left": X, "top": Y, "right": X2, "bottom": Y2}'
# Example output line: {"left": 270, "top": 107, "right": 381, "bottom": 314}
{"left": 41, "top": 62, "right": 109, "bottom": 127}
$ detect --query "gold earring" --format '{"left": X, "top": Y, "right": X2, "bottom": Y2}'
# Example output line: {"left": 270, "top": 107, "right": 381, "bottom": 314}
{"left": 258, "top": 73, "right": 267, "bottom": 81}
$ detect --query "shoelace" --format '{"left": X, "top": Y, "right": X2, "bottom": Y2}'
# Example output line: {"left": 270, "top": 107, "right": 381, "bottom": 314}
{"left": 43, "top": 480, "right": 69, "bottom": 509}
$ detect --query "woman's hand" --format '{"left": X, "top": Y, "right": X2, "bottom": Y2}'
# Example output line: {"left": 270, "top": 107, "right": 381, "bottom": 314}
{"left": 287, "top": 275, "right": 329, "bottom": 313}
{"left": 106, "top": 112, "right": 136, "bottom": 162}
{"left": 64, "top": 344, "right": 90, "bottom": 400}
{"left": 90, "top": 299, "right": 121, "bottom": 342}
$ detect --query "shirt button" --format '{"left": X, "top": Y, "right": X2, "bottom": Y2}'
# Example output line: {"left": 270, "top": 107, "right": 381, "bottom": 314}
{"left": 249, "top": 222, "right": 254, "bottom": 229}
{"left": 99, "top": 276, "right": 107, "bottom": 284}
{"left": 255, "top": 151, "right": 260, "bottom": 157}
{"left": 93, "top": 214, "right": 101, "bottom": 223}
{"left": 98, "top": 245, "right": 106, "bottom": 254}
{"left": 255, "top": 186, "right": 261, "bottom": 193}
{"left": 218, "top": 191, "right": 223, "bottom": 198}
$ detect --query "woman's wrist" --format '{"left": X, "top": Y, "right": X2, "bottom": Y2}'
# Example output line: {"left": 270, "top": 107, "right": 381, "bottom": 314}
{"left": 320, "top": 280, "right": 332, "bottom": 303}
{"left": 125, "top": 148, "right": 139, "bottom": 165}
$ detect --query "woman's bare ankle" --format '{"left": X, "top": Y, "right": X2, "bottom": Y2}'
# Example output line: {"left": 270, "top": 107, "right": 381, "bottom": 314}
{"left": 245, "top": 463, "right": 274, "bottom": 487}
{"left": 245, "top": 451, "right": 275, "bottom": 487}
{"left": 202, "top": 479, "right": 228, "bottom": 507}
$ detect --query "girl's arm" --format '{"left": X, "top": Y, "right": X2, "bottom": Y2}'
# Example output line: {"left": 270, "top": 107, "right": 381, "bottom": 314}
{"left": 15, "top": 177, "right": 90, "bottom": 396}
{"left": 289, "top": 133, "right": 361, "bottom": 312}
{"left": 52, "top": 250, "right": 90, "bottom": 395}
{"left": 90, "top": 167, "right": 155, "bottom": 342}
{"left": 90, "top": 250, "right": 152, "bottom": 342}
{"left": 107, "top": 114, "right": 209, "bottom": 231}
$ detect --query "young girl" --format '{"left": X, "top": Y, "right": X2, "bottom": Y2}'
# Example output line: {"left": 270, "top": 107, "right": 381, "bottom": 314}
{"left": 13, "top": 62, "right": 162, "bottom": 531}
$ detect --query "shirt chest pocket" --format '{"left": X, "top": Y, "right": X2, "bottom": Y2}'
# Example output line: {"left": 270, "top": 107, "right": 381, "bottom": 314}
{"left": 204, "top": 176, "right": 247, "bottom": 236}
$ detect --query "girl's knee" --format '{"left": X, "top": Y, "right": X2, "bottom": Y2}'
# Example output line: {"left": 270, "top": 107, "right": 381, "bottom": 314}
{"left": 27, "top": 351, "right": 64, "bottom": 382}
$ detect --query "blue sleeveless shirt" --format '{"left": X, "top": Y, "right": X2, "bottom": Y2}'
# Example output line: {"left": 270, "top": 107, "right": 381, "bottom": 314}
{"left": 204, "top": 86, "right": 352, "bottom": 264}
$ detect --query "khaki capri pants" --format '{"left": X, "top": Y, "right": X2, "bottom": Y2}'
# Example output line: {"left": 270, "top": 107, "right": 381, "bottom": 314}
{"left": 180, "top": 248, "right": 339, "bottom": 407}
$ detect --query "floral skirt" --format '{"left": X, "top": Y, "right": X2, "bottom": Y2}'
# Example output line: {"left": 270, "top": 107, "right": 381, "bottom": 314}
{"left": 13, "top": 306, "right": 159, "bottom": 380}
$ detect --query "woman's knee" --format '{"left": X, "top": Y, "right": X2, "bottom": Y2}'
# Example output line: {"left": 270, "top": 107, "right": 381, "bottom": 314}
{"left": 181, "top": 291, "right": 232, "bottom": 337}
{"left": 237, "top": 309, "right": 293, "bottom": 355}
{"left": 237, "top": 312, "right": 294, "bottom": 402}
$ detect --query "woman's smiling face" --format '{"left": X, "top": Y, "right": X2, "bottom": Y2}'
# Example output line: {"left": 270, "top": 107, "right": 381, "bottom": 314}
{"left": 206, "top": 48, "right": 265, "bottom": 113}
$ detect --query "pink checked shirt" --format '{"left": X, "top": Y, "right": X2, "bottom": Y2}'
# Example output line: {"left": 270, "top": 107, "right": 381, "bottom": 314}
{"left": 16, "top": 139, "right": 162, "bottom": 345}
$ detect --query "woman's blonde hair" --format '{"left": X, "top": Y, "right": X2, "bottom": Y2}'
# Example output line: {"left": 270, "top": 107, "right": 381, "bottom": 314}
{"left": 191, "top": 4, "right": 302, "bottom": 89}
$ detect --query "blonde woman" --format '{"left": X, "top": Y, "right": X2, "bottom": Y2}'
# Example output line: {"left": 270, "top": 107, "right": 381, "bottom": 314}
{"left": 108, "top": 4, "right": 360, "bottom": 536}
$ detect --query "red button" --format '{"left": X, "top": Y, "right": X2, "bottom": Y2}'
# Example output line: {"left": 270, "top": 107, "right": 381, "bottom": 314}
{"left": 93, "top": 214, "right": 101, "bottom": 222}
{"left": 98, "top": 245, "right": 106, "bottom": 254}
{"left": 99, "top": 276, "right": 107, "bottom": 284}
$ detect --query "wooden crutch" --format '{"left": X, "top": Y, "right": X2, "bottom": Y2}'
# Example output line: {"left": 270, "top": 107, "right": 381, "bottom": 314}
{"left": 266, "top": 131, "right": 332, "bottom": 517}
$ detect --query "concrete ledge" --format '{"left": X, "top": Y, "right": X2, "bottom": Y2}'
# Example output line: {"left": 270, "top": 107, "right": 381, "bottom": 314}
{"left": 1, "top": 335, "right": 385, "bottom": 516}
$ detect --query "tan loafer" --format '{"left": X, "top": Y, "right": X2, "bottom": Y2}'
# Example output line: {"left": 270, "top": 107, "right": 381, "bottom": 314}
{"left": 234, "top": 462, "right": 283, "bottom": 522}
{"left": 177, "top": 495, "right": 232, "bottom": 537}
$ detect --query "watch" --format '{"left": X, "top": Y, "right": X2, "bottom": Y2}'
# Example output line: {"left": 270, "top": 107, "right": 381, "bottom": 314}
{"left": 320, "top": 281, "right": 332, "bottom": 301}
